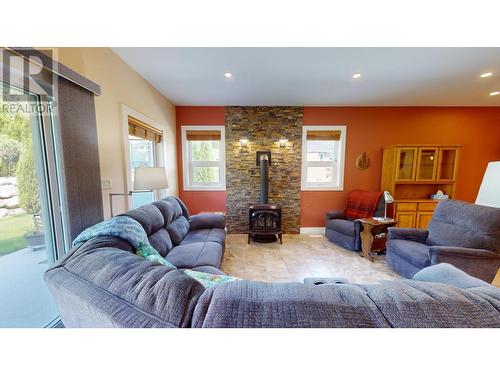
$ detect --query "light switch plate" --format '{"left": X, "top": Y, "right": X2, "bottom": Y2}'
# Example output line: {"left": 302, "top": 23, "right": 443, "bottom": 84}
{"left": 101, "top": 177, "right": 112, "bottom": 190}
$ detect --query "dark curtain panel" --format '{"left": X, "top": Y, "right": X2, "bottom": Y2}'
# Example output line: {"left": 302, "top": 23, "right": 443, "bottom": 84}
{"left": 56, "top": 77, "right": 103, "bottom": 240}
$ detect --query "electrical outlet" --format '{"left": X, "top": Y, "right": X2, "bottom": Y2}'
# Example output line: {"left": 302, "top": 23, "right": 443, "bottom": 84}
{"left": 101, "top": 177, "right": 112, "bottom": 190}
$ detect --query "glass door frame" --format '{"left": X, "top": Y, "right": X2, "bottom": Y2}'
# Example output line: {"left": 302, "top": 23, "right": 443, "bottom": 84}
{"left": 395, "top": 147, "right": 418, "bottom": 181}
{"left": 436, "top": 147, "right": 460, "bottom": 182}
{"left": 415, "top": 146, "right": 439, "bottom": 181}
{"left": 0, "top": 104, "right": 68, "bottom": 259}
{"left": 1, "top": 57, "right": 69, "bottom": 327}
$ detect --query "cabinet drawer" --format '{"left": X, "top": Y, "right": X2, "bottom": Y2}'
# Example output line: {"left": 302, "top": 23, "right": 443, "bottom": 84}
{"left": 418, "top": 202, "right": 438, "bottom": 211}
{"left": 417, "top": 212, "right": 434, "bottom": 229}
{"left": 396, "top": 212, "right": 416, "bottom": 228}
{"left": 396, "top": 202, "right": 418, "bottom": 212}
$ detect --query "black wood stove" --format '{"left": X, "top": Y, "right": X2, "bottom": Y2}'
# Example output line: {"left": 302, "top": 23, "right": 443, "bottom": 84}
{"left": 248, "top": 152, "right": 283, "bottom": 244}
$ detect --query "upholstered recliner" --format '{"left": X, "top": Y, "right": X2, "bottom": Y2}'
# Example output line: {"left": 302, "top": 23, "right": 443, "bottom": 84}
{"left": 325, "top": 190, "right": 385, "bottom": 251}
{"left": 387, "top": 199, "right": 500, "bottom": 283}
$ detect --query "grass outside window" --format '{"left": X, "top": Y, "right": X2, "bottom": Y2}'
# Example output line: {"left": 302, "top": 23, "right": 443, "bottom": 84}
{"left": 0, "top": 213, "right": 32, "bottom": 255}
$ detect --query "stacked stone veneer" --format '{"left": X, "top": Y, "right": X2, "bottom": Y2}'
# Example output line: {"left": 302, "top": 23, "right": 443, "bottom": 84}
{"left": 225, "top": 107, "right": 303, "bottom": 234}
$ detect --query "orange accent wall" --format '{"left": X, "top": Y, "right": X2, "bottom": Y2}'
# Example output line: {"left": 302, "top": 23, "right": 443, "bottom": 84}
{"left": 177, "top": 106, "right": 500, "bottom": 225}
{"left": 301, "top": 107, "right": 500, "bottom": 227}
{"left": 176, "top": 106, "right": 227, "bottom": 214}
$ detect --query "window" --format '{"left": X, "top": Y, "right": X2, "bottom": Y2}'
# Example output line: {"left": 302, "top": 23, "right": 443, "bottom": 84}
{"left": 128, "top": 116, "right": 163, "bottom": 207}
{"left": 182, "top": 126, "right": 225, "bottom": 190}
{"left": 301, "top": 126, "right": 346, "bottom": 191}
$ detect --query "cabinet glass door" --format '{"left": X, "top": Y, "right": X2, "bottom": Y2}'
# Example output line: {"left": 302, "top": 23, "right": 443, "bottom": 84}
{"left": 437, "top": 148, "right": 459, "bottom": 181}
{"left": 416, "top": 147, "right": 438, "bottom": 181}
{"left": 395, "top": 148, "right": 417, "bottom": 181}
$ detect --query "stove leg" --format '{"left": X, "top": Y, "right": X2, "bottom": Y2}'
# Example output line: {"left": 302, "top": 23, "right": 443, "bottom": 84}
{"left": 279, "top": 233, "right": 283, "bottom": 244}
{"left": 248, "top": 233, "right": 251, "bottom": 244}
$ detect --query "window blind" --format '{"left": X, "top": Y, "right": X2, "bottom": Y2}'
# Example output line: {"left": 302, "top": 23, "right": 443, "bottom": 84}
{"left": 186, "top": 130, "right": 221, "bottom": 141}
{"left": 306, "top": 130, "right": 341, "bottom": 141}
{"left": 128, "top": 116, "right": 163, "bottom": 143}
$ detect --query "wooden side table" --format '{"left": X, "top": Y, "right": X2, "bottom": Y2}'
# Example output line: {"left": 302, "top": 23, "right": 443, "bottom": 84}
{"left": 356, "top": 217, "right": 397, "bottom": 262}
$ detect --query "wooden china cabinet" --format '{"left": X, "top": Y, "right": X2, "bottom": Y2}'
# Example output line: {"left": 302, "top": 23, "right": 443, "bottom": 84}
{"left": 380, "top": 144, "right": 461, "bottom": 229}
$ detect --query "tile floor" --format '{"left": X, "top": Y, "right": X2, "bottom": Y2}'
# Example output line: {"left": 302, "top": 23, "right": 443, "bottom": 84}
{"left": 221, "top": 234, "right": 400, "bottom": 284}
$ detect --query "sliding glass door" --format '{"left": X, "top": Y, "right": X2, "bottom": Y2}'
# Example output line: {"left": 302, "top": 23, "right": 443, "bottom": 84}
{"left": 0, "top": 82, "right": 65, "bottom": 327}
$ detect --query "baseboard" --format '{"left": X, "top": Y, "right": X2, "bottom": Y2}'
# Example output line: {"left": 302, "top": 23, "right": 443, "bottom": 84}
{"left": 299, "top": 227, "right": 325, "bottom": 235}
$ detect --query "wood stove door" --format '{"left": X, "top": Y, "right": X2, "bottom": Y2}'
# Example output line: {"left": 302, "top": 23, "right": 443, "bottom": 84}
{"left": 250, "top": 210, "right": 279, "bottom": 233}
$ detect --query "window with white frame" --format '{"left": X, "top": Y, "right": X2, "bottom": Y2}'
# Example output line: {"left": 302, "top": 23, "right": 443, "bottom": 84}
{"left": 128, "top": 116, "right": 163, "bottom": 208}
{"left": 301, "top": 126, "right": 346, "bottom": 190}
{"left": 182, "top": 126, "right": 226, "bottom": 190}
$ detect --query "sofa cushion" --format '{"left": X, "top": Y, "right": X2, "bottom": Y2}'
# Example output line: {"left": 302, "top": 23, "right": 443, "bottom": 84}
{"left": 427, "top": 200, "right": 500, "bottom": 251}
{"left": 44, "top": 246, "right": 205, "bottom": 328}
{"left": 326, "top": 227, "right": 358, "bottom": 251}
{"left": 366, "top": 280, "right": 500, "bottom": 328}
{"left": 167, "top": 216, "right": 190, "bottom": 245}
{"left": 120, "top": 204, "right": 164, "bottom": 235}
{"left": 166, "top": 242, "right": 223, "bottom": 269}
{"left": 181, "top": 228, "right": 226, "bottom": 246}
{"left": 147, "top": 228, "right": 173, "bottom": 257}
{"left": 387, "top": 239, "right": 431, "bottom": 268}
{"left": 189, "top": 213, "right": 225, "bottom": 230}
{"left": 192, "top": 281, "right": 390, "bottom": 328}
{"left": 152, "top": 197, "right": 185, "bottom": 226}
{"left": 175, "top": 197, "right": 191, "bottom": 218}
{"left": 326, "top": 219, "right": 356, "bottom": 237}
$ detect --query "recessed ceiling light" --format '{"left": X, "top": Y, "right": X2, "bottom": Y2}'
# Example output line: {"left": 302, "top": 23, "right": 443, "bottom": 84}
{"left": 480, "top": 72, "right": 493, "bottom": 78}
{"left": 352, "top": 73, "right": 361, "bottom": 79}
{"left": 490, "top": 91, "right": 500, "bottom": 96}
{"left": 224, "top": 72, "right": 232, "bottom": 78}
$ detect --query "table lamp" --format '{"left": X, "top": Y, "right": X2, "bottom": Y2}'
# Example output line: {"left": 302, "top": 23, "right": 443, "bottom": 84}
{"left": 383, "top": 191, "right": 395, "bottom": 219}
{"left": 372, "top": 191, "right": 395, "bottom": 221}
{"left": 133, "top": 167, "right": 169, "bottom": 191}
{"left": 109, "top": 167, "right": 168, "bottom": 217}
{"left": 475, "top": 161, "right": 500, "bottom": 208}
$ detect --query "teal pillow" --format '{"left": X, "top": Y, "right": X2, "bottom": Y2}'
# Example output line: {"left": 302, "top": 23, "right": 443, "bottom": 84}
{"left": 184, "top": 269, "right": 239, "bottom": 289}
{"left": 136, "top": 242, "right": 177, "bottom": 269}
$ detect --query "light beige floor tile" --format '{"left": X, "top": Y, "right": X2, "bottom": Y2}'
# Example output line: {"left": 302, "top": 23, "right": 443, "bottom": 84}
{"left": 221, "top": 234, "right": 400, "bottom": 284}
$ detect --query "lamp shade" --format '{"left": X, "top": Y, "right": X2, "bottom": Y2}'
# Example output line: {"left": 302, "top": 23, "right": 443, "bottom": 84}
{"left": 383, "top": 191, "right": 395, "bottom": 204}
{"left": 133, "top": 167, "right": 168, "bottom": 190}
{"left": 476, "top": 161, "right": 500, "bottom": 208}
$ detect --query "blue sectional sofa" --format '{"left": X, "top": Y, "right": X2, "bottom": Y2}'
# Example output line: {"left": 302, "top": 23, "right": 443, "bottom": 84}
{"left": 122, "top": 196, "right": 226, "bottom": 273}
{"left": 44, "top": 197, "right": 500, "bottom": 328}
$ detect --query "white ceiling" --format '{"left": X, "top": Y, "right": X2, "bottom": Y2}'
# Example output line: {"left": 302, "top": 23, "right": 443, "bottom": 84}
{"left": 113, "top": 48, "right": 500, "bottom": 106}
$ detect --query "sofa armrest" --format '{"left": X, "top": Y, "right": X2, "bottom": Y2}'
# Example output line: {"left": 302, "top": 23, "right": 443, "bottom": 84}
{"left": 189, "top": 213, "right": 226, "bottom": 230}
{"left": 326, "top": 210, "right": 346, "bottom": 221}
{"left": 413, "top": 263, "right": 491, "bottom": 289}
{"left": 387, "top": 227, "right": 428, "bottom": 243}
{"left": 429, "top": 246, "right": 500, "bottom": 283}
{"left": 429, "top": 246, "right": 500, "bottom": 260}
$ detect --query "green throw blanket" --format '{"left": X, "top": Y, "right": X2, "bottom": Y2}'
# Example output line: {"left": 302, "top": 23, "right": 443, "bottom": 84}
{"left": 72, "top": 216, "right": 176, "bottom": 268}
{"left": 72, "top": 215, "right": 239, "bottom": 288}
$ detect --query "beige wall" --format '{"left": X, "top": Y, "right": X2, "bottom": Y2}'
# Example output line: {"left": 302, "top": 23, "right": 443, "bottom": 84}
{"left": 55, "top": 48, "right": 177, "bottom": 218}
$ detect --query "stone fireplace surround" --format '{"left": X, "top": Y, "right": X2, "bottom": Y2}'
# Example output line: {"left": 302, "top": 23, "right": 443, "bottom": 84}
{"left": 225, "top": 106, "right": 303, "bottom": 234}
